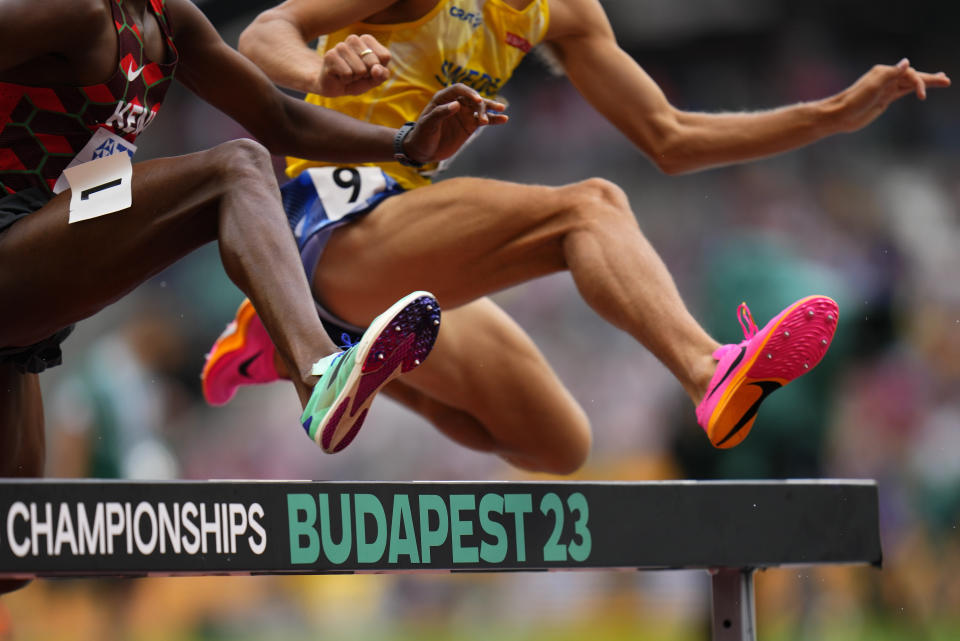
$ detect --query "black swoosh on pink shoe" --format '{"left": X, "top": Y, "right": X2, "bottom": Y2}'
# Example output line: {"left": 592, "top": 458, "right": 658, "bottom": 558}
{"left": 706, "top": 346, "right": 746, "bottom": 400}
{"left": 238, "top": 351, "right": 262, "bottom": 379}
{"left": 715, "top": 380, "right": 782, "bottom": 447}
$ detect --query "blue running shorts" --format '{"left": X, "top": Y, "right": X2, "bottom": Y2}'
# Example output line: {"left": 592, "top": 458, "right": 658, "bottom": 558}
{"left": 281, "top": 167, "right": 406, "bottom": 347}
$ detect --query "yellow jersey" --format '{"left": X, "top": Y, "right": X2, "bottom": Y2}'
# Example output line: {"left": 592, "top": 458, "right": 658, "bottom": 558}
{"left": 286, "top": 0, "right": 550, "bottom": 190}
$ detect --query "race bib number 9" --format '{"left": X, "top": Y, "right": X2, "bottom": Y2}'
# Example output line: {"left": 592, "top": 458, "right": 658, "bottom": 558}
{"left": 306, "top": 166, "right": 387, "bottom": 222}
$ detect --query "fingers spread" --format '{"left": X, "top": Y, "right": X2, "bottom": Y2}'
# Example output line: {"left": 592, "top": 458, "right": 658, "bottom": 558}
{"left": 420, "top": 84, "right": 510, "bottom": 132}
{"left": 433, "top": 83, "right": 484, "bottom": 106}
{"left": 903, "top": 67, "right": 926, "bottom": 99}
{"left": 418, "top": 100, "right": 461, "bottom": 133}
{"left": 918, "top": 70, "right": 952, "bottom": 88}
{"left": 482, "top": 98, "right": 507, "bottom": 112}
{"left": 463, "top": 94, "right": 488, "bottom": 124}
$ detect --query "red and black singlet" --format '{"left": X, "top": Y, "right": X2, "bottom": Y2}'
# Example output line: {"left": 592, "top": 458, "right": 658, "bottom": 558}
{"left": 0, "top": 0, "right": 178, "bottom": 196}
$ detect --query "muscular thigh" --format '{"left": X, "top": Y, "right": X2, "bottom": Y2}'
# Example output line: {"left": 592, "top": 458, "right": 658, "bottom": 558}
{"left": 0, "top": 149, "right": 233, "bottom": 346}
{"left": 399, "top": 297, "right": 590, "bottom": 457}
{"left": 314, "top": 177, "right": 575, "bottom": 327}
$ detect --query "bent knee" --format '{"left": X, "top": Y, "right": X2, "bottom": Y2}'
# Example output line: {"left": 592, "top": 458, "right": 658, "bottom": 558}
{"left": 547, "top": 421, "right": 592, "bottom": 475}
{"left": 521, "top": 409, "right": 592, "bottom": 476}
{"left": 560, "top": 178, "right": 634, "bottom": 228}
{"left": 209, "top": 138, "right": 275, "bottom": 184}
{"left": 571, "top": 178, "right": 629, "bottom": 208}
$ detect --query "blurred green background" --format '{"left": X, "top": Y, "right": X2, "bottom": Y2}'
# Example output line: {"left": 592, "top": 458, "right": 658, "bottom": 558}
{"left": 3, "top": 0, "right": 958, "bottom": 639}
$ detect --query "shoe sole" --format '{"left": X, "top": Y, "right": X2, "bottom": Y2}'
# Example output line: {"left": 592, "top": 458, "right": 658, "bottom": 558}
{"left": 706, "top": 295, "right": 838, "bottom": 448}
{"left": 202, "top": 298, "right": 267, "bottom": 406}
{"left": 316, "top": 291, "right": 441, "bottom": 453}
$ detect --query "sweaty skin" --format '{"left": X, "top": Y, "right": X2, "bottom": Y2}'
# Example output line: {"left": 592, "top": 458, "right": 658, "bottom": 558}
{"left": 229, "top": 0, "right": 948, "bottom": 473}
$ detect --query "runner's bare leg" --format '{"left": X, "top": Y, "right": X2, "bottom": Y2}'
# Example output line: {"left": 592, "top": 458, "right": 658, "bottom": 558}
{"left": 0, "top": 140, "right": 337, "bottom": 405}
{"left": 0, "top": 139, "right": 347, "bottom": 591}
{"left": 312, "top": 176, "right": 720, "bottom": 472}
{"left": 0, "top": 366, "right": 43, "bottom": 592}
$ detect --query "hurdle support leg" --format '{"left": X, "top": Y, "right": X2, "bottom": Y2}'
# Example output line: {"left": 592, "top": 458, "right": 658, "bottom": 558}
{"left": 710, "top": 568, "right": 756, "bottom": 641}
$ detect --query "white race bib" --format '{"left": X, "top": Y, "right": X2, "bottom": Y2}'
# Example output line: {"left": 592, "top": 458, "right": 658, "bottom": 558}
{"left": 53, "top": 128, "right": 137, "bottom": 195}
{"left": 306, "top": 166, "right": 387, "bottom": 222}
{"left": 64, "top": 152, "right": 133, "bottom": 224}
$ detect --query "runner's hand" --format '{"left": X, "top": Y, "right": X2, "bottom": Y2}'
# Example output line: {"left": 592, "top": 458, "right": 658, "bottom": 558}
{"left": 402, "top": 84, "right": 509, "bottom": 164}
{"left": 833, "top": 59, "right": 950, "bottom": 133}
{"left": 317, "top": 34, "right": 391, "bottom": 97}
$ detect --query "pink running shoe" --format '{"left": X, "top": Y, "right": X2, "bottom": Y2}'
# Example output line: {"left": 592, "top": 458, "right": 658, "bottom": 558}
{"left": 696, "top": 295, "right": 839, "bottom": 449}
{"left": 202, "top": 298, "right": 279, "bottom": 406}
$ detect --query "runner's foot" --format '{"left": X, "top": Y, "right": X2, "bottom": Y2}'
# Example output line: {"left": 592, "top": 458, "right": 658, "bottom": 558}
{"left": 301, "top": 291, "right": 441, "bottom": 453}
{"left": 696, "top": 295, "right": 839, "bottom": 448}
{"left": 202, "top": 298, "right": 279, "bottom": 406}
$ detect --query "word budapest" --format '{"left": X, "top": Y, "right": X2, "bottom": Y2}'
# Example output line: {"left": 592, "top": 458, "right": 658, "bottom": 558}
{"left": 288, "top": 491, "right": 592, "bottom": 566}
{"left": 4, "top": 501, "right": 267, "bottom": 558}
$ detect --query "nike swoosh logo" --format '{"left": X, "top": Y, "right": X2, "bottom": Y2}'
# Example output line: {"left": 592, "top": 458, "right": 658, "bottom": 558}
{"left": 715, "top": 380, "right": 782, "bottom": 447}
{"left": 238, "top": 351, "right": 262, "bottom": 379}
{"left": 706, "top": 346, "right": 746, "bottom": 400}
{"left": 324, "top": 351, "right": 352, "bottom": 390}
{"left": 124, "top": 61, "right": 144, "bottom": 82}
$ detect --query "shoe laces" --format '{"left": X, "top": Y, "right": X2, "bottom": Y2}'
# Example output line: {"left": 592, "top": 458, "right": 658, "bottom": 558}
{"left": 339, "top": 333, "right": 358, "bottom": 351}
{"left": 309, "top": 334, "right": 359, "bottom": 378}
{"left": 737, "top": 302, "right": 758, "bottom": 340}
{"left": 311, "top": 349, "right": 344, "bottom": 377}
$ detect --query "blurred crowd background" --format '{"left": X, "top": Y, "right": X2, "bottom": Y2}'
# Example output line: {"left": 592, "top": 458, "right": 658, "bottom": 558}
{"left": 3, "top": 0, "right": 958, "bottom": 639}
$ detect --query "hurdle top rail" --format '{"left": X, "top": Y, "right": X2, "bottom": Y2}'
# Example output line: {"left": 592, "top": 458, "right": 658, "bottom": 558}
{"left": 0, "top": 479, "right": 881, "bottom": 641}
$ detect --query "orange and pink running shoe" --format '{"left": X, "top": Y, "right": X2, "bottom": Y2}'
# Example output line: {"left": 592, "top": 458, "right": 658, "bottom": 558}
{"left": 202, "top": 298, "right": 279, "bottom": 406}
{"left": 696, "top": 295, "right": 839, "bottom": 449}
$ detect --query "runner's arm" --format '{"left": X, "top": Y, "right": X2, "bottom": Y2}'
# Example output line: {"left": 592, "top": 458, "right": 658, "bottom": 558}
{"left": 167, "top": 0, "right": 504, "bottom": 164}
{"left": 546, "top": 0, "right": 950, "bottom": 175}
{"left": 238, "top": 0, "right": 397, "bottom": 95}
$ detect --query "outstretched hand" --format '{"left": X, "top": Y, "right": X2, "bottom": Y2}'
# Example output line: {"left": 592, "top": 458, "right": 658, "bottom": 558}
{"left": 835, "top": 59, "right": 950, "bottom": 133}
{"left": 402, "top": 84, "right": 509, "bottom": 164}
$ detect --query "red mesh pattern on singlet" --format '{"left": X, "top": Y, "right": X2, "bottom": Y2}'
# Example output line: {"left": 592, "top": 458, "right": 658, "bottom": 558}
{"left": 0, "top": 0, "right": 177, "bottom": 195}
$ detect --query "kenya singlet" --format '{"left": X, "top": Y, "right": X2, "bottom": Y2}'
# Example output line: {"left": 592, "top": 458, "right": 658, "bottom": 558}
{"left": 0, "top": 0, "right": 177, "bottom": 196}
{"left": 286, "top": 0, "right": 550, "bottom": 190}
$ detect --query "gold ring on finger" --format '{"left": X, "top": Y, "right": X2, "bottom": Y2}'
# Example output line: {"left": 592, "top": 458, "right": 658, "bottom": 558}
{"left": 359, "top": 49, "right": 375, "bottom": 58}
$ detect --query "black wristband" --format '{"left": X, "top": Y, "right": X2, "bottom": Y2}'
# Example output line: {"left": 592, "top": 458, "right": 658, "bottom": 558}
{"left": 393, "top": 122, "right": 424, "bottom": 168}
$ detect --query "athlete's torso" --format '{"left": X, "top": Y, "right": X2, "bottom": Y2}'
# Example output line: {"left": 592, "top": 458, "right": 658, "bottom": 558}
{"left": 287, "top": 0, "right": 550, "bottom": 190}
{"left": 0, "top": 0, "right": 178, "bottom": 196}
